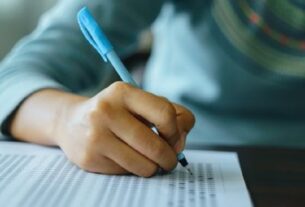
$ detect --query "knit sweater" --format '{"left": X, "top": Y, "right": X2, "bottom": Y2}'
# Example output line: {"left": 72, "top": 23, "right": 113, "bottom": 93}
{"left": 1, "top": 0, "right": 305, "bottom": 147}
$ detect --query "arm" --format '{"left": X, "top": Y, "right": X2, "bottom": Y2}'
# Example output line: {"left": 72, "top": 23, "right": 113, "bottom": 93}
{"left": 1, "top": 0, "right": 196, "bottom": 177}
{"left": 10, "top": 83, "right": 195, "bottom": 177}
{"left": 0, "top": 0, "right": 164, "bottom": 134}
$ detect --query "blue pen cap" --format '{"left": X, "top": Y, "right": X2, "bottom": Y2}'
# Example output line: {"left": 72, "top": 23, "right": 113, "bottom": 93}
{"left": 77, "top": 7, "right": 113, "bottom": 62}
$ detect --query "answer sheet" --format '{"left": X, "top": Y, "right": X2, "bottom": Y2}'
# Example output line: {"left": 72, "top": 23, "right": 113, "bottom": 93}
{"left": 0, "top": 141, "right": 252, "bottom": 207}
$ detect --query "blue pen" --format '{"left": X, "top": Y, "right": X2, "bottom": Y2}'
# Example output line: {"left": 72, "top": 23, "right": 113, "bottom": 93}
{"left": 77, "top": 7, "right": 192, "bottom": 175}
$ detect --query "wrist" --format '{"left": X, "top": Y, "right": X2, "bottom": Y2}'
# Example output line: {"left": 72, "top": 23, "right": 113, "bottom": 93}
{"left": 10, "top": 89, "right": 88, "bottom": 146}
{"left": 51, "top": 92, "right": 88, "bottom": 146}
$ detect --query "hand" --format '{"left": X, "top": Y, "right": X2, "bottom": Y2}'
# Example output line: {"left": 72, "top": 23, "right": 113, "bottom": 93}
{"left": 11, "top": 82, "right": 195, "bottom": 177}
{"left": 56, "top": 82, "right": 195, "bottom": 177}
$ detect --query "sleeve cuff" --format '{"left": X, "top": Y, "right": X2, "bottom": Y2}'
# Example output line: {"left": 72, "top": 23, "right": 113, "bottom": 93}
{"left": 0, "top": 72, "right": 68, "bottom": 138}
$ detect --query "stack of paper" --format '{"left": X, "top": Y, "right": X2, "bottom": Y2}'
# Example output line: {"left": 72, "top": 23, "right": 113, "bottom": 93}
{"left": 0, "top": 141, "right": 252, "bottom": 207}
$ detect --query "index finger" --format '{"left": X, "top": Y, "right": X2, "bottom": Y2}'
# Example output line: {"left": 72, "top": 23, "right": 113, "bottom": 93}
{"left": 172, "top": 103, "right": 196, "bottom": 133}
{"left": 120, "top": 85, "right": 180, "bottom": 146}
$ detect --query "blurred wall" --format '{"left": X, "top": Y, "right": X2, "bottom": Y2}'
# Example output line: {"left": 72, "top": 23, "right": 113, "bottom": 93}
{"left": 0, "top": 0, "right": 57, "bottom": 60}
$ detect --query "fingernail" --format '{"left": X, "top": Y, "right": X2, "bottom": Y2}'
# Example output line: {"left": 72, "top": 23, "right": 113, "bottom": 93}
{"left": 174, "top": 132, "right": 187, "bottom": 153}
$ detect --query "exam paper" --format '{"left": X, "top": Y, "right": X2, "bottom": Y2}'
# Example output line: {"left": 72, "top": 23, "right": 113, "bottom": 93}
{"left": 0, "top": 141, "right": 252, "bottom": 207}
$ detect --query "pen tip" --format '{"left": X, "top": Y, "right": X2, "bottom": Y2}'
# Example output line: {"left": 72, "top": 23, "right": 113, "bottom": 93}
{"left": 186, "top": 167, "right": 193, "bottom": 176}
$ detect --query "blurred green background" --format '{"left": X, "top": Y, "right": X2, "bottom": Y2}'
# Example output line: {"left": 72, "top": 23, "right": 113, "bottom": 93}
{"left": 0, "top": 0, "right": 57, "bottom": 60}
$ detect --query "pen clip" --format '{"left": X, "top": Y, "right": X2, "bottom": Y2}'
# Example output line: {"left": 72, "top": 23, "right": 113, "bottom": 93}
{"left": 77, "top": 7, "right": 113, "bottom": 62}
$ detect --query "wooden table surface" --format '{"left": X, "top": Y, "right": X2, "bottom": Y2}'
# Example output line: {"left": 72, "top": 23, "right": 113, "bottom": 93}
{"left": 199, "top": 146, "right": 305, "bottom": 207}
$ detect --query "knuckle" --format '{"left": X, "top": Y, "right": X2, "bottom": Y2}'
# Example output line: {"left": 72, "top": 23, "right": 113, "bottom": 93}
{"left": 167, "top": 157, "right": 178, "bottom": 172}
{"left": 189, "top": 112, "right": 196, "bottom": 127}
{"left": 163, "top": 151, "right": 178, "bottom": 172}
{"left": 109, "top": 81, "right": 131, "bottom": 94}
{"left": 158, "top": 96, "right": 170, "bottom": 102}
{"left": 98, "top": 100, "right": 113, "bottom": 121}
{"left": 183, "top": 108, "right": 196, "bottom": 130}
{"left": 103, "top": 81, "right": 133, "bottom": 104}
{"left": 99, "top": 100, "right": 112, "bottom": 112}
{"left": 159, "top": 102, "right": 176, "bottom": 125}
{"left": 151, "top": 141, "right": 168, "bottom": 159}
{"left": 140, "top": 164, "right": 158, "bottom": 178}
{"left": 154, "top": 144, "right": 177, "bottom": 172}
{"left": 78, "top": 152, "right": 95, "bottom": 170}
{"left": 171, "top": 152, "right": 179, "bottom": 168}
{"left": 87, "top": 107, "right": 100, "bottom": 123}
{"left": 85, "top": 129, "right": 99, "bottom": 144}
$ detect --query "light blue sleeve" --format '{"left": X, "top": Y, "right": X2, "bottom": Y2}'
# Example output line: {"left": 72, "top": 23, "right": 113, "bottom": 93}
{"left": 0, "top": 0, "right": 165, "bottom": 137}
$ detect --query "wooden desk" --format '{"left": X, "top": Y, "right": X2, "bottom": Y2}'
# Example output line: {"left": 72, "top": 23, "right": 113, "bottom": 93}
{"left": 201, "top": 146, "right": 305, "bottom": 207}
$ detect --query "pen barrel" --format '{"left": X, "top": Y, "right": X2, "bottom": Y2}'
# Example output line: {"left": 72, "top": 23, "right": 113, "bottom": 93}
{"left": 107, "top": 51, "right": 138, "bottom": 87}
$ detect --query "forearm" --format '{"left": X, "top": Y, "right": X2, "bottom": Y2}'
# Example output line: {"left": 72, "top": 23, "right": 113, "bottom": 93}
{"left": 9, "top": 89, "right": 87, "bottom": 146}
